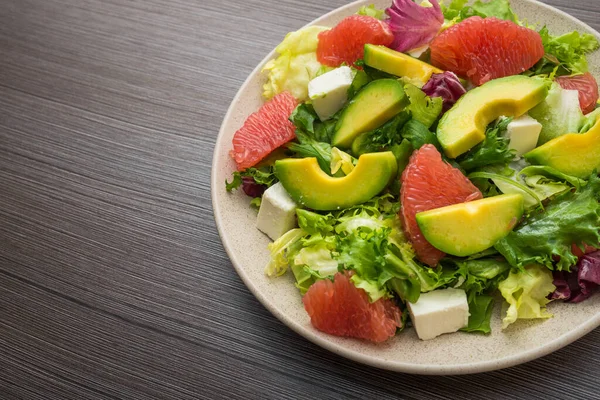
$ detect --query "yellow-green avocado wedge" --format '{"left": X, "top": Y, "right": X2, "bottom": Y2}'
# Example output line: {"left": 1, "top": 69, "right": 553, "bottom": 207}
{"left": 363, "top": 44, "right": 443, "bottom": 83}
{"left": 437, "top": 76, "right": 549, "bottom": 159}
{"left": 274, "top": 152, "right": 397, "bottom": 211}
{"left": 524, "top": 113, "right": 600, "bottom": 178}
{"left": 416, "top": 194, "right": 524, "bottom": 257}
{"left": 332, "top": 79, "right": 408, "bottom": 148}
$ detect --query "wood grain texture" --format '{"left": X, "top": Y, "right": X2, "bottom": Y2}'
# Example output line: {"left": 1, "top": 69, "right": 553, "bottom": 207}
{"left": 0, "top": 0, "right": 599, "bottom": 398}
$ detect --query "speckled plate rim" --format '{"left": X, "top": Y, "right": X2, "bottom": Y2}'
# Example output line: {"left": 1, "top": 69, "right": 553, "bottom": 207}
{"left": 211, "top": 0, "right": 600, "bottom": 375}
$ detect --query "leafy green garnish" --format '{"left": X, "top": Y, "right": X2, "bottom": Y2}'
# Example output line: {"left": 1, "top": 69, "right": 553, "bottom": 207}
{"left": 498, "top": 264, "right": 555, "bottom": 329}
{"left": 400, "top": 119, "right": 441, "bottom": 151}
{"left": 461, "top": 295, "right": 494, "bottom": 334}
{"left": 225, "top": 167, "right": 278, "bottom": 192}
{"left": 458, "top": 117, "right": 515, "bottom": 172}
{"left": 495, "top": 174, "right": 600, "bottom": 271}
{"left": 534, "top": 26, "right": 600, "bottom": 75}
{"left": 404, "top": 84, "right": 443, "bottom": 129}
{"left": 442, "top": 0, "right": 517, "bottom": 23}
{"left": 289, "top": 103, "right": 336, "bottom": 143}
{"left": 356, "top": 4, "right": 386, "bottom": 20}
{"left": 351, "top": 111, "right": 411, "bottom": 155}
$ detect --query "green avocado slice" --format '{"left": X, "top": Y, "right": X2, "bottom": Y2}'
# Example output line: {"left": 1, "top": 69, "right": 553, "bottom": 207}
{"left": 416, "top": 194, "right": 524, "bottom": 257}
{"left": 332, "top": 79, "right": 408, "bottom": 148}
{"left": 274, "top": 152, "right": 397, "bottom": 211}
{"left": 437, "top": 76, "right": 549, "bottom": 159}
{"left": 525, "top": 113, "right": 600, "bottom": 178}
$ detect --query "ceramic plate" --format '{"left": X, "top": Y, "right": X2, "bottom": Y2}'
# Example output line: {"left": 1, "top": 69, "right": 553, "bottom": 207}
{"left": 211, "top": 0, "right": 600, "bottom": 374}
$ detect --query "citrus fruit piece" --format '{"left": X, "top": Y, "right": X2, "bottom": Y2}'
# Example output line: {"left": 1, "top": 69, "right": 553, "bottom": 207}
{"left": 317, "top": 15, "right": 394, "bottom": 68}
{"left": 556, "top": 72, "right": 599, "bottom": 114}
{"left": 230, "top": 92, "right": 298, "bottom": 171}
{"left": 400, "top": 144, "right": 483, "bottom": 266}
{"left": 302, "top": 272, "right": 402, "bottom": 343}
{"left": 429, "top": 17, "right": 544, "bottom": 86}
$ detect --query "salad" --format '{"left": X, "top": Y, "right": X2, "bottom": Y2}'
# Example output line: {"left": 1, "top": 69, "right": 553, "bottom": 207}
{"left": 226, "top": 0, "right": 600, "bottom": 342}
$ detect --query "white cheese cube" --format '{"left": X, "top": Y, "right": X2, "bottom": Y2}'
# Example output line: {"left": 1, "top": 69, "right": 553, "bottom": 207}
{"left": 308, "top": 66, "right": 355, "bottom": 121}
{"left": 504, "top": 114, "right": 542, "bottom": 156}
{"left": 407, "top": 288, "right": 470, "bottom": 341}
{"left": 256, "top": 182, "right": 297, "bottom": 241}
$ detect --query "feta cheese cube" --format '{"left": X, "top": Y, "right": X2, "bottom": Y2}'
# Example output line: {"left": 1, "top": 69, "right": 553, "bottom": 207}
{"left": 407, "top": 288, "right": 470, "bottom": 341}
{"left": 308, "top": 66, "right": 355, "bottom": 121}
{"left": 504, "top": 114, "right": 542, "bottom": 156}
{"left": 256, "top": 182, "right": 297, "bottom": 240}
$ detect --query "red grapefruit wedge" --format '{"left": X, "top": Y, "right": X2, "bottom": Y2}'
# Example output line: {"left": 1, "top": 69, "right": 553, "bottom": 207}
{"left": 303, "top": 272, "right": 402, "bottom": 343}
{"left": 230, "top": 92, "right": 298, "bottom": 171}
{"left": 400, "top": 145, "right": 483, "bottom": 266}
{"left": 556, "top": 72, "right": 599, "bottom": 114}
{"left": 430, "top": 17, "right": 544, "bottom": 86}
{"left": 317, "top": 15, "right": 394, "bottom": 68}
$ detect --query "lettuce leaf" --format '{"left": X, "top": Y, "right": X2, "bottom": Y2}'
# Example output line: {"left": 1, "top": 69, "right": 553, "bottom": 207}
{"left": 495, "top": 174, "right": 600, "bottom": 271}
{"left": 421, "top": 71, "right": 466, "bottom": 113}
{"left": 442, "top": 0, "right": 517, "bottom": 23}
{"left": 535, "top": 26, "right": 600, "bottom": 75}
{"left": 351, "top": 111, "right": 411, "bottom": 155}
{"left": 404, "top": 83, "right": 443, "bottom": 128}
{"left": 386, "top": 0, "right": 444, "bottom": 52}
{"left": 400, "top": 119, "right": 441, "bottom": 151}
{"left": 357, "top": 4, "right": 385, "bottom": 20}
{"left": 458, "top": 117, "right": 515, "bottom": 172}
{"left": 262, "top": 26, "right": 330, "bottom": 101}
{"left": 498, "top": 264, "right": 555, "bottom": 329}
{"left": 528, "top": 82, "right": 583, "bottom": 145}
{"left": 461, "top": 295, "right": 494, "bottom": 334}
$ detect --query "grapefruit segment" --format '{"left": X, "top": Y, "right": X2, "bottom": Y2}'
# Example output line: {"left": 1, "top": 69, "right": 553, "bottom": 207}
{"left": 317, "top": 15, "right": 394, "bottom": 68}
{"left": 400, "top": 144, "right": 483, "bottom": 266}
{"left": 430, "top": 17, "right": 544, "bottom": 86}
{"left": 302, "top": 272, "right": 402, "bottom": 343}
{"left": 230, "top": 92, "right": 298, "bottom": 171}
{"left": 556, "top": 72, "right": 599, "bottom": 114}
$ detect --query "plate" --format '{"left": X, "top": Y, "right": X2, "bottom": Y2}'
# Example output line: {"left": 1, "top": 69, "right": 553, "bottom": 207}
{"left": 211, "top": 0, "right": 600, "bottom": 375}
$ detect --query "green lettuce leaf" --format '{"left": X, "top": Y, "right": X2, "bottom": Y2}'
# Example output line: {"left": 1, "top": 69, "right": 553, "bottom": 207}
{"left": 404, "top": 83, "right": 443, "bottom": 128}
{"left": 441, "top": 0, "right": 468, "bottom": 20}
{"left": 458, "top": 117, "right": 514, "bottom": 172}
{"left": 461, "top": 295, "right": 494, "bottom": 334}
{"left": 262, "top": 26, "right": 330, "bottom": 101}
{"left": 495, "top": 174, "right": 600, "bottom": 271}
{"left": 459, "top": 0, "right": 517, "bottom": 22}
{"left": 498, "top": 264, "right": 555, "bottom": 329}
{"left": 537, "top": 26, "right": 600, "bottom": 74}
{"left": 580, "top": 108, "right": 600, "bottom": 133}
{"left": 528, "top": 82, "right": 583, "bottom": 145}
{"left": 357, "top": 4, "right": 385, "bottom": 20}
{"left": 351, "top": 111, "right": 411, "bottom": 155}
{"left": 266, "top": 228, "right": 308, "bottom": 277}
{"left": 225, "top": 166, "right": 278, "bottom": 192}
{"left": 400, "top": 119, "right": 441, "bottom": 151}
{"left": 289, "top": 103, "right": 337, "bottom": 143}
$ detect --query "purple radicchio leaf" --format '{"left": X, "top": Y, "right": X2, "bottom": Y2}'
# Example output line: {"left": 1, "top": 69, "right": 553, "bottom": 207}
{"left": 242, "top": 176, "right": 266, "bottom": 198}
{"left": 551, "top": 250, "right": 600, "bottom": 303}
{"left": 385, "top": 0, "right": 444, "bottom": 52}
{"left": 422, "top": 72, "right": 467, "bottom": 113}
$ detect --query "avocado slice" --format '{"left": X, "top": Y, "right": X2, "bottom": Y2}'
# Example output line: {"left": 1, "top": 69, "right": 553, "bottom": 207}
{"left": 332, "top": 79, "right": 408, "bottom": 148}
{"left": 416, "top": 194, "right": 524, "bottom": 257}
{"left": 363, "top": 44, "right": 443, "bottom": 83}
{"left": 437, "top": 76, "right": 549, "bottom": 159}
{"left": 524, "top": 113, "right": 600, "bottom": 178}
{"left": 274, "top": 152, "right": 398, "bottom": 211}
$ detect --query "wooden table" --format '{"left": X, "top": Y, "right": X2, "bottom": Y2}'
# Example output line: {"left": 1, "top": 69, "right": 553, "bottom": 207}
{"left": 1, "top": 0, "right": 599, "bottom": 398}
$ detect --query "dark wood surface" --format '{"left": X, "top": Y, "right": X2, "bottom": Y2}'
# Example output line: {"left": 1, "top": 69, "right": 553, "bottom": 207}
{"left": 1, "top": 0, "right": 600, "bottom": 398}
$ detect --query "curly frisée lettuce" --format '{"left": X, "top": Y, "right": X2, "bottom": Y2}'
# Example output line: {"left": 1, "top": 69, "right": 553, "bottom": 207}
{"left": 264, "top": 195, "right": 454, "bottom": 303}
{"left": 262, "top": 26, "right": 330, "bottom": 101}
{"left": 495, "top": 174, "right": 600, "bottom": 271}
{"left": 498, "top": 264, "right": 556, "bottom": 329}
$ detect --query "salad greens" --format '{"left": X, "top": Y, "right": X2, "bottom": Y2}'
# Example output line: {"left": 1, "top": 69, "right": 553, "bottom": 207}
{"left": 262, "top": 26, "right": 330, "bottom": 101}
{"left": 498, "top": 264, "right": 555, "bottom": 329}
{"left": 229, "top": 0, "right": 600, "bottom": 342}
{"left": 495, "top": 174, "right": 600, "bottom": 271}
